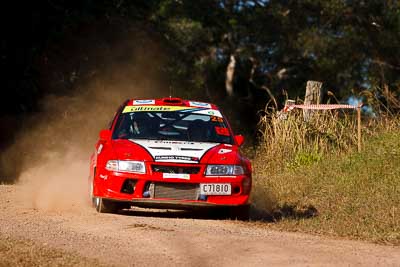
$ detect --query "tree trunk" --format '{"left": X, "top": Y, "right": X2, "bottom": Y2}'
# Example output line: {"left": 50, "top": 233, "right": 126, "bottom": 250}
{"left": 225, "top": 55, "right": 236, "bottom": 97}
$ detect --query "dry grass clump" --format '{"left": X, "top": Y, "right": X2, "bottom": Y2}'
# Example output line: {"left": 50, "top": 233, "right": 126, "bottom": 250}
{"left": 252, "top": 94, "right": 400, "bottom": 244}
{"left": 258, "top": 109, "right": 358, "bottom": 165}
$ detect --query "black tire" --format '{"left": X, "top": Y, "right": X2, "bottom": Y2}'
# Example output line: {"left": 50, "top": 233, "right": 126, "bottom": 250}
{"left": 229, "top": 205, "right": 250, "bottom": 221}
{"left": 94, "top": 197, "right": 118, "bottom": 213}
{"left": 89, "top": 168, "right": 96, "bottom": 208}
{"left": 89, "top": 182, "right": 95, "bottom": 208}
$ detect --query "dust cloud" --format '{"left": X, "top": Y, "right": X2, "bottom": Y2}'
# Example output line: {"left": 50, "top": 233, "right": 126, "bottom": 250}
{"left": 5, "top": 34, "right": 168, "bottom": 211}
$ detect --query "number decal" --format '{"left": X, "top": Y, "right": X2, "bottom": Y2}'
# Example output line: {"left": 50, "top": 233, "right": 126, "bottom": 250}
{"left": 211, "top": 116, "right": 223, "bottom": 123}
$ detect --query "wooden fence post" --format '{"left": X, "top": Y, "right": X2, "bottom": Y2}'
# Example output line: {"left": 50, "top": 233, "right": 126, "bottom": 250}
{"left": 357, "top": 106, "right": 362, "bottom": 152}
{"left": 304, "top": 81, "right": 323, "bottom": 120}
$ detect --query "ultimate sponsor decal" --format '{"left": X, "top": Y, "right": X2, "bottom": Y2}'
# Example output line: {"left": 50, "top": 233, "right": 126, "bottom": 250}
{"left": 122, "top": 105, "right": 224, "bottom": 117}
{"left": 154, "top": 155, "right": 199, "bottom": 162}
{"left": 123, "top": 105, "right": 194, "bottom": 113}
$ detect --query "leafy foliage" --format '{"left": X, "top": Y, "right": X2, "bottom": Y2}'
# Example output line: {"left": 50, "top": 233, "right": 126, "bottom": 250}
{"left": 149, "top": 1, "right": 400, "bottom": 96}
{"left": 2, "top": 0, "right": 400, "bottom": 123}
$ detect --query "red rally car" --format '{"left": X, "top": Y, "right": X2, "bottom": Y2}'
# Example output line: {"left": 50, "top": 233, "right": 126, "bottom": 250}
{"left": 89, "top": 97, "right": 252, "bottom": 219}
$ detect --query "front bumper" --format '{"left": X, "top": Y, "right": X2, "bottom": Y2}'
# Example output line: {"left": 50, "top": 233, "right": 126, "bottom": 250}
{"left": 93, "top": 166, "right": 251, "bottom": 207}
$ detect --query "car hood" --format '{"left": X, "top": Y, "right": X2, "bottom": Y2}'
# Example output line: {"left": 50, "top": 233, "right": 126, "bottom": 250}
{"left": 111, "top": 139, "right": 241, "bottom": 165}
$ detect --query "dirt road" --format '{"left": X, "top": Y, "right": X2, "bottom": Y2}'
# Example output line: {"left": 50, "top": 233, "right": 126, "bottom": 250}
{"left": 0, "top": 184, "right": 399, "bottom": 266}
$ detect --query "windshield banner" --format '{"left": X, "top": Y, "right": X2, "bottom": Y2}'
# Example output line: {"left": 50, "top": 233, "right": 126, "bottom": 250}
{"left": 122, "top": 105, "right": 223, "bottom": 117}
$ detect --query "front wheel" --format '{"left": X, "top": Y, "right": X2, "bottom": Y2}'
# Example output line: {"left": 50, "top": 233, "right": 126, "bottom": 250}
{"left": 94, "top": 197, "right": 118, "bottom": 213}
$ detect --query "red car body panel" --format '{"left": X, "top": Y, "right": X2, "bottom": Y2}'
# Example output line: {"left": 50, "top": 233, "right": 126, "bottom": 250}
{"left": 89, "top": 98, "right": 252, "bottom": 209}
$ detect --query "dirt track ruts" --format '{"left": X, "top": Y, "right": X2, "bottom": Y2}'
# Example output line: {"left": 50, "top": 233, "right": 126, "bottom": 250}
{"left": 0, "top": 184, "right": 399, "bottom": 266}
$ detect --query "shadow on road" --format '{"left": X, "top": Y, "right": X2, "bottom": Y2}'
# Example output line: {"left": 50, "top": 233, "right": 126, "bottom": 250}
{"left": 114, "top": 203, "right": 319, "bottom": 223}
{"left": 250, "top": 203, "right": 319, "bottom": 222}
{"left": 118, "top": 208, "right": 240, "bottom": 221}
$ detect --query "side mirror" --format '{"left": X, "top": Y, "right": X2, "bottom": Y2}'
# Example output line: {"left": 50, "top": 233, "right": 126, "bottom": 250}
{"left": 234, "top": 135, "right": 245, "bottom": 147}
{"left": 99, "top": 129, "right": 111, "bottom": 141}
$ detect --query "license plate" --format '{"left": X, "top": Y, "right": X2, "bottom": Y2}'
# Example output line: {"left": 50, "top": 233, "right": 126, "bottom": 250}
{"left": 200, "top": 183, "right": 231, "bottom": 195}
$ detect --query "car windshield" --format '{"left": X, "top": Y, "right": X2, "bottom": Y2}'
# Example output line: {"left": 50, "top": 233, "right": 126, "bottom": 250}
{"left": 112, "top": 110, "right": 233, "bottom": 144}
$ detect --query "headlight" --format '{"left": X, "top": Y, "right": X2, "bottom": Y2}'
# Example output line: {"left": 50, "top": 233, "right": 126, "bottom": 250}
{"left": 105, "top": 160, "right": 146, "bottom": 174}
{"left": 205, "top": 165, "right": 244, "bottom": 176}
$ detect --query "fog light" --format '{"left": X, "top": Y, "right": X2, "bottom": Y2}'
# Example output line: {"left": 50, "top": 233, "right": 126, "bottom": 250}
{"left": 233, "top": 186, "right": 241, "bottom": 194}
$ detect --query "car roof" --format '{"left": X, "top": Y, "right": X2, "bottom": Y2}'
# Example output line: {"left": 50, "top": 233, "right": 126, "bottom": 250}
{"left": 125, "top": 97, "right": 220, "bottom": 110}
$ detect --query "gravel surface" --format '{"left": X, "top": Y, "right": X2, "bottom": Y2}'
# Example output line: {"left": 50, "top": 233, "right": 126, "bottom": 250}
{"left": 0, "top": 184, "right": 399, "bottom": 266}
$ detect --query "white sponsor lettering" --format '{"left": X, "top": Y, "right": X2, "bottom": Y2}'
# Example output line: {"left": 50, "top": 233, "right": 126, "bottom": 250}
{"left": 192, "top": 109, "right": 223, "bottom": 117}
{"left": 97, "top": 144, "right": 103, "bottom": 154}
{"left": 133, "top": 99, "right": 155, "bottom": 105}
{"left": 163, "top": 173, "right": 190, "bottom": 180}
{"left": 155, "top": 155, "right": 199, "bottom": 162}
{"left": 189, "top": 101, "right": 212, "bottom": 108}
{"left": 218, "top": 149, "right": 232, "bottom": 154}
{"left": 130, "top": 139, "right": 219, "bottom": 163}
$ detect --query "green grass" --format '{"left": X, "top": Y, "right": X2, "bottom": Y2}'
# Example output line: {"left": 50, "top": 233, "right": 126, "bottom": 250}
{"left": 253, "top": 114, "right": 400, "bottom": 245}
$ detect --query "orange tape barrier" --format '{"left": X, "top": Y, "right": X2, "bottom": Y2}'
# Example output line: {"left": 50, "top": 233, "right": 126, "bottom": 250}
{"left": 283, "top": 104, "right": 362, "bottom": 112}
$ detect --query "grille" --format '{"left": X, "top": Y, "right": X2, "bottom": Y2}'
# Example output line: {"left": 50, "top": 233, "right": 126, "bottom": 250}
{"left": 153, "top": 183, "right": 199, "bottom": 200}
{"left": 152, "top": 165, "right": 200, "bottom": 174}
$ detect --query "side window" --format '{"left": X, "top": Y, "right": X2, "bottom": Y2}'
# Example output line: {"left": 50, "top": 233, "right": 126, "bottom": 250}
{"left": 109, "top": 100, "right": 129, "bottom": 130}
{"left": 112, "top": 114, "right": 135, "bottom": 139}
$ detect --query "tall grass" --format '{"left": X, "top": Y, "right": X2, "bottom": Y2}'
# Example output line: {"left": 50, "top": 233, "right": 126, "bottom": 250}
{"left": 258, "top": 109, "right": 358, "bottom": 164}
{"left": 253, "top": 101, "right": 400, "bottom": 244}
